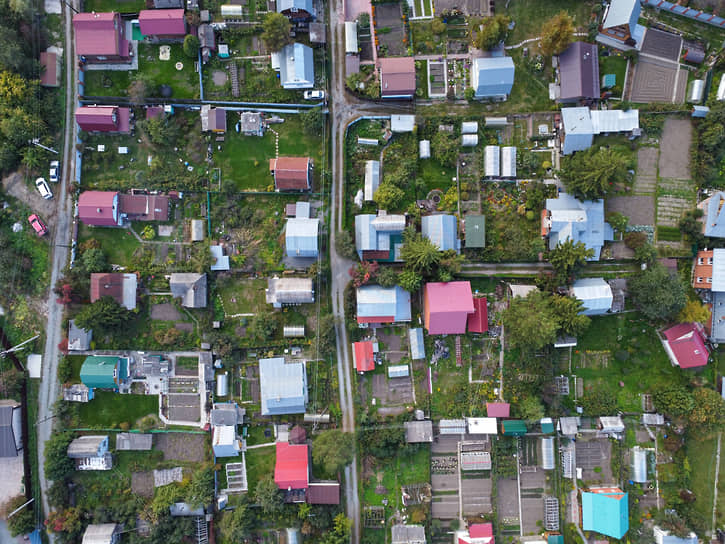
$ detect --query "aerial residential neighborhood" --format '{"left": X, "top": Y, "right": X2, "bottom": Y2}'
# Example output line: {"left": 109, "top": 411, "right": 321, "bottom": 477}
{"left": 1, "top": 0, "right": 725, "bottom": 543}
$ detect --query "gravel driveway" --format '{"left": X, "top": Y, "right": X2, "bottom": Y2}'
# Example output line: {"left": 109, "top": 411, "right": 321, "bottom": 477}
{"left": 659, "top": 119, "right": 692, "bottom": 179}
{"left": 2, "top": 172, "right": 58, "bottom": 224}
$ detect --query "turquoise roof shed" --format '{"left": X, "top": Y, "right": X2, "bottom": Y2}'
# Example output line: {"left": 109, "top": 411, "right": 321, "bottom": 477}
{"left": 582, "top": 488, "right": 629, "bottom": 539}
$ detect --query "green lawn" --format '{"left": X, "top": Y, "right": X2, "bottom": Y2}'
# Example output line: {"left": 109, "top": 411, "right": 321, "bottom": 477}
{"left": 571, "top": 313, "right": 689, "bottom": 412}
{"left": 176, "top": 356, "right": 199, "bottom": 368}
{"left": 83, "top": 70, "right": 131, "bottom": 97}
{"left": 599, "top": 54, "right": 627, "bottom": 96}
{"left": 361, "top": 446, "right": 431, "bottom": 511}
{"left": 83, "top": 0, "right": 144, "bottom": 11}
{"left": 66, "top": 355, "right": 86, "bottom": 383}
{"left": 214, "top": 115, "right": 322, "bottom": 191}
{"left": 78, "top": 224, "right": 140, "bottom": 264}
{"left": 504, "top": 0, "right": 596, "bottom": 45}
{"left": 246, "top": 445, "right": 276, "bottom": 492}
{"left": 137, "top": 44, "right": 199, "bottom": 100}
{"left": 78, "top": 392, "right": 159, "bottom": 428}
{"left": 217, "top": 278, "right": 267, "bottom": 315}
{"left": 686, "top": 433, "right": 719, "bottom": 524}
{"left": 505, "top": 49, "right": 555, "bottom": 114}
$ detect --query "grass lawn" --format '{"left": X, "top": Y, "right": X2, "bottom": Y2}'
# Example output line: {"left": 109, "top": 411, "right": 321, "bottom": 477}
{"left": 83, "top": 0, "right": 144, "bottom": 11}
{"left": 686, "top": 433, "right": 719, "bottom": 524}
{"left": 361, "top": 446, "right": 431, "bottom": 511}
{"left": 417, "top": 158, "right": 457, "bottom": 196}
{"left": 176, "top": 356, "right": 199, "bottom": 369}
{"left": 83, "top": 70, "right": 131, "bottom": 97}
{"left": 214, "top": 115, "right": 322, "bottom": 191}
{"left": 78, "top": 392, "right": 159, "bottom": 428}
{"left": 599, "top": 54, "right": 627, "bottom": 96}
{"left": 246, "top": 445, "right": 276, "bottom": 492}
{"left": 66, "top": 355, "right": 86, "bottom": 383}
{"left": 137, "top": 44, "right": 199, "bottom": 100}
{"left": 217, "top": 278, "right": 267, "bottom": 315}
{"left": 504, "top": 0, "right": 596, "bottom": 45}
{"left": 78, "top": 224, "right": 141, "bottom": 264}
{"left": 505, "top": 49, "right": 555, "bottom": 114}
{"left": 571, "top": 313, "right": 689, "bottom": 412}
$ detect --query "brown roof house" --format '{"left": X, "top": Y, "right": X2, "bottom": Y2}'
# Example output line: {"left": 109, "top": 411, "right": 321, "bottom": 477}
{"left": 379, "top": 57, "right": 416, "bottom": 99}
{"left": 557, "top": 41, "right": 600, "bottom": 102}
{"left": 270, "top": 157, "right": 312, "bottom": 191}
{"left": 40, "top": 49, "right": 61, "bottom": 87}
{"left": 90, "top": 273, "right": 138, "bottom": 310}
{"left": 73, "top": 12, "right": 131, "bottom": 63}
{"left": 170, "top": 273, "right": 207, "bottom": 308}
{"left": 201, "top": 105, "right": 227, "bottom": 133}
{"left": 76, "top": 106, "right": 131, "bottom": 133}
{"left": 78, "top": 191, "right": 122, "bottom": 227}
{"left": 119, "top": 193, "right": 170, "bottom": 222}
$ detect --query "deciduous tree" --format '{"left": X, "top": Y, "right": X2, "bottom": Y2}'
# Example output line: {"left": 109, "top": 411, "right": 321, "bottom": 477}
{"left": 548, "top": 239, "right": 594, "bottom": 282}
{"left": 187, "top": 466, "right": 215, "bottom": 508}
{"left": 249, "top": 311, "right": 278, "bottom": 340}
{"left": 688, "top": 388, "right": 725, "bottom": 430}
{"left": 5, "top": 495, "right": 34, "bottom": 536}
{"left": 220, "top": 499, "right": 255, "bottom": 541}
{"left": 373, "top": 182, "right": 404, "bottom": 210}
{"left": 653, "top": 385, "right": 694, "bottom": 418}
{"left": 629, "top": 264, "right": 686, "bottom": 321}
{"left": 261, "top": 13, "right": 292, "bottom": 52}
{"left": 539, "top": 11, "right": 575, "bottom": 56}
{"left": 397, "top": 269, "right": 423, "bottom": 293}
{"left": 312, "top": 430, "right": 355, "bottom": 476}
{"left": 473, "top": 14, "right": 510, "bottom": 51}
{"left": 431, "top": 131, "right": 459, "bottom": 168}
{"left": 182, "top": 34, "right": 200, "bottom": 58}
{"left": 678, "top": 299, "right": 711, "bottom": 324}
{"left": 44, "top": 432, "right": 75, "bottom": 482}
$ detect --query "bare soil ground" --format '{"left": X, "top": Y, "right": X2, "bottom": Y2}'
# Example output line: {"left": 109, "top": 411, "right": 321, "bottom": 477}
{"left": 659, "top": 118, "right": 692, "bottom": 179}
{"left": 2, "top": 171, "right": 58, "bottom": 222}
{"left": 155, "top": 432, "right": 207, "bottom": 463}
{"left": 131, "top": 471, "right": 154, "bottom": 497}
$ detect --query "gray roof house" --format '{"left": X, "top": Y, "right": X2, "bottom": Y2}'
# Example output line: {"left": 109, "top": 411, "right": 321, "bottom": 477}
{"left": 266, "top": 277, "right": 315, "bottom": 308}
{"left": 68, "top": 319, "right": 92, "bottom": 351}
{"left": 698, "top": 191, "right": 725, "bottom": 238}
{"left": 67, "top": 435, "right": 112, "bottom": 470}
{"left": 259, "top": 357, "right": 308, "bottom": 415}
{"left": 0, "top": 400, "right": 22, "bottom": 458}
{"left": 210, "top": 402, "right": 245, "bottom": 426}
{"left": 558, "top": 41, "right": 600, "bottom": 102}
{"left": 153, "top": 0, "right": 183, "bottom": 7}
{"left": 422, "top": 214, "right": 461, "bottom": 253}
{"left": 391, "top": 524, "right": 426, "bottom": 544}
{"left": 170, "top": 273, "right": 207, "bottom": 308}
{"left": 571, "top": 278, "right": 613, "bottom": 315}
{"left": 404, "top": 421, "right": 433, "bottom": 443}
{"left": 285, "top": 217, "right": 319, "bottom": 258}
{"left": 82, "top": 523, "right": 121, "bottom": 544}
{"left": 471, "top": 56, "right": 515, "bottom": 100}
{"left": 279, "top": 43, "right": 314, "bottom": 89}
{"left": 240, "top": 111, "right": 265, "bottom": 136}
{"left": 115, "top": 433, "right": 153, "bottom": 451}
{"left": 200, "top": 105, "right": 227, "bottom": 133}
{"left": 198, "top": 24, "right": 216, "bottom": 62}
{"left": 561, "top": 106, "right": 639, "bottom": 155}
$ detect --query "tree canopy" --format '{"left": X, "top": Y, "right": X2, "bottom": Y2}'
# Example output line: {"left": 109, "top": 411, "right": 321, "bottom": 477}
{"left": 474, "top": 14, "right": 510, "bottom": 50}
{"left": 431, "top": 131, "right": 459, "bottom": 168}
{"left": 559, "top": 147, "right": 631, "bottom": 200}
{"left": 261, "top": 13, "right": 292, "bottom": 52}
{"left": 73, "top": 296, "right": 135, "bottom": 333}
{"left": 539, "top": 11, "right": 575, "bottom": 56}
{"left": 44, "top": 432, "right": 75, "bottom": 482}
{"left": 183, "top": 34, "right": 200, "bottom": 58}
{"left": 255, "top": 477, "right": 284, "bottom": 515}
{"left": 548, "top": 239, "right": 594, "bottom": 282}
{"left": 312, "top": 430, "right": 355, "bottom": 476}
{"left": 629, "top": 264, "right": 686, "bottom": 321}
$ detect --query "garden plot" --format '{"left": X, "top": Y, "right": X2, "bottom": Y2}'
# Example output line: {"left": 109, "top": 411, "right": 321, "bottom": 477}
{"left": 633, "top": 147, "right": 658, "bottom": 194}
{"left": 575, "top": 438, "right": 613, "bottom": 483}
{"left": 374, "top": 3, "right": 408, "bottom": 57}
{"left": 656, "top": 193, "right": 692, "bottom": 227}
{"left": 428, "top": 60, "right": 446, "bottom": 97}
{"left": 410, "top": 0, "right": 433, "bottom": 18}
{"left": 606, "top": 196, "right": 655, "bottom": 226}
{"left": 628, "top": 59, "right": 683, "bottom": 103}
{"left": 658, "top": 119, "right": 692, "bottom": 179}
{"left": 497, "top": 478, "right": 520, "bottom": 533}
{"left": 461, "top": 476, "right": 492, "bottom": 516}
{"left": 519, "top": 470, "right": 546, "bottom": 534}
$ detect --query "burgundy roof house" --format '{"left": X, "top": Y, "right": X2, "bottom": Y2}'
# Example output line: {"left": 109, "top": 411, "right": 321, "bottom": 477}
{"left": 40, "top": 50, "right": 61, "bottom": 87}
{"left": 270, "top": 157, "right": 312, "bottom": 191}
{"left": 138, "top": 9, "right": 187, "bottom": 38}
{"left": 78, "top": 191, "right": 122, "bottom": 227}
{"left": 119, "top": 194, "right": 170, "bottom": 222}
{"left": 558, "top": 41, "right": 600, "bottom": 102}
{"left": 379, "top": 57, "right": 416, "bottom": 99}
{"left": 76, "top": 106, "right": 131, "bottom": 133}
{"left": 73, "top": 12, "right": 131, "bottom": 63}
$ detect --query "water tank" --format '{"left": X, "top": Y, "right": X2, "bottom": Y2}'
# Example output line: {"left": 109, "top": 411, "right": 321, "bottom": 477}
{"left": 216, "top": 372, "right": 228, "bottom": 397}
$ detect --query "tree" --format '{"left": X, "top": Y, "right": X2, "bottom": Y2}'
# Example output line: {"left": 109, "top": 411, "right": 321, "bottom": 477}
{"left": 474, "top": 14, "right": 510, "bottom": 51}
{"left": 187, "top": 466, "right": 214, "bottom": 508}
{"left": 688, "top": 388, "right": 725, "bottom": 430}
{"left": 679, "top": 208, "right": 706, "bottom": 248}
{"left": 80, "top": 247, "right": 108, "bottom": 273}
{"left": 634, "top": 243, "right": 658, "bottom": 265}
{"left": 183, "top": 34, "right": 200, "bottom": 58}
{"left": 335, "top": 230, "right": 358, "bottom": 260}
{"left": 74, "top": 296, "right": 134, "bottom": 332}
{"left": 377, "top": 266, "right": 398, "bottom": 288}
{"left": 559, "top": 147, "right": 630, "bottom": 200}
{"left": 315, "top": 314, "right": 337, "bottom": 357}
{"left": 45, "top": 432, "right": 75, "bottom": 482}
{"left": 550, "top": 294, "right": 591, "bottom": 336}
{"left": 261, "top": 12, "right": 292, "bottom": 52}
{"left": 539, "top": 11, "right": 575, "bottom": 56}
{"left": 255, "top": 476, "right": 283, "bottom": 515}
{"left": 220, "top": 499, "right": 255, "bottom": 541}
{"left": 501, "top": 291, "right": 559, "bottom": 352}
{"left": 312, "top": 430, "right": 355, "bottom": 476}
{"left": 249, "top": 311, "right": 278, "bottom": 340}
{"left": 653, "top": 385, "right": 694, "bottom": 417}
{"left": 548, "top": 239, "right": 594, "bottom": 282}
{"left": 300, "top": 108, "right": 325, "bottom": 135}
{"left": 679, "top": 299, "right": 711, "bottom": 324}
{"left": 431, "top": 131, "right": 459, "bottom": 168}
{"left": 606, "top": 212, "right": 629, "bottom": 235}
{"left": 580, "top": 387, "right": 616, "bottom": 415}
{"left": 5, "top": 495, "right": 34, "bottom": 536}
{"left": 518, "top": 396, "right": 545, "bottom": 421}
{"left": 141, "top": 116, "right": 180, "bottom": 147}
{"left": 373, "top": 182, "right": 404, "bottom": 210}
{"left": 400, "top": 229, "right": 441, "bottom": 276}
{"left": 629, "top": 264, "right": 686, "bottom": 321}
{"left": 398, "top": 269, "right": 423, "bottom": 293}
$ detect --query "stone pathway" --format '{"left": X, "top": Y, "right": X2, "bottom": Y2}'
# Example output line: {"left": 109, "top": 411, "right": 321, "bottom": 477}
{"left": 633, "top": 147, "right": 658, "bottom": 194}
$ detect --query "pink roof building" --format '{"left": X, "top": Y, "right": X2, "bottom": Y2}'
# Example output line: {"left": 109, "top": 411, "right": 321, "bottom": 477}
{"left": 274, "top": 442, "right": 309, "bottom": 490}
{"left": 78, "top": 191, "right": 121, "bottom": 227}
{"left": 138, "top": 9, "right": 187, "bottom": 37}
{"left": 486, "top": 402, "right": 510, "bottom": 418}
{"left": 379, "top": 57, "right": 416, "bottom": 99}
{"left": 467, "top": 296, "right": 488, "bottom": 333}
{"left": 76, "top": 106, "right": 131, "bottom": 133}
{"left": 73, "top": 12, "right": 130, "bottom": 62}
{"left": 353, "top": 341, "right": 375, "bottom": 372}
{"left": 40, "top": 51, "right": 60, "bottom": 87}
{"left": 423, "top": 281, "right": 474, "bottom": 335}
{"left": 662, "top": 322, "right": 709, "bottom": 369}
{"left": 456, "top": 524, "right": 494, "bottom": 544}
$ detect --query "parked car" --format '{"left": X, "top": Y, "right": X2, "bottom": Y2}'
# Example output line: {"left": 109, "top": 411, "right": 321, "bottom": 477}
{"left": 303, "top": 90, "right": 325, "bottom": 100}
{"left": 35, "top": 177, "right": 52, "bottom": 199}
{"left": 28, "top": 214, "right": 48, "bottom": 236}
{"left": 49, "top": 160, "right": 60, "bottom": 183}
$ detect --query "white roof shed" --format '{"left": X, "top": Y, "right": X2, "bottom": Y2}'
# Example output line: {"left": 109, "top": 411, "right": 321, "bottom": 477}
{"left": 484, "top": 145, "right": 500, "bottom": 177}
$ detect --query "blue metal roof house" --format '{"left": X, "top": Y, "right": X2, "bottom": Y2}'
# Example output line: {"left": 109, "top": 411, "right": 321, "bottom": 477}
{"left": 561, "top": 107, "right": 594, "bottom": 155}
{"left": 356, "top": 285, "right": 412, "bottom": 324}
{"left": 279, "top": 43, "right": 314, "bottom": 89}
{"left": 699, "top": 191, "right": 725, "bottom": 238}
{"left": 259, "top": 357, "right": 308, "bottom": 415}
{"left": 582, "top": 488, "right": 629, "bottom": 539}
{"left": 543, "top": 193, "right": 614, "bottom": 260}
{"left": 572, "top": 278, "right": 613, "bottom": 315}
{"left": 355, "top": 213, "right": 406, "bottom": 261}
{"left": 422, "top": 214, "right": 461, "bottom": 253}
{"left": 277, "top": 0, "right": 316, "bottom": 21}
{"left": 285, "top": 217, "right": 319, "bottom": 257}
{"left": 471, "top": 56, "right": 514, "bottom": 100}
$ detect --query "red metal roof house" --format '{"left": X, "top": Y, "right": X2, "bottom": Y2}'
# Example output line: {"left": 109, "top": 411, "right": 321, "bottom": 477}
{"left": 423, "top": 281, "right": 474, "bottom": 335}
{"left": 353, "top": 341, "right": 375, "bottom": 372}
{"left": 467, "top": 296, "right": 488, "bottom": 333}
{"left": 138, "top": 9, "right": 187, "bottom": 38}
{"left": 275, "top": 442, "right": 309, "bottom": 490}
{"left": 76, "top": 106, "right": 131, "bottom": 133}
{"left": 456, "top": 523, "right": 494, "bottom": 544}
{"left": 78, "top": 191, "right": 121, "bottom": 226}
{"left": 73, "top": 12, "right": 131, "bottom": 63}
{"left": 270, "top": 157, "right": 312, "bottom": 191}
{"left": 662, "top": 322, "right": 709, "bottom": 369}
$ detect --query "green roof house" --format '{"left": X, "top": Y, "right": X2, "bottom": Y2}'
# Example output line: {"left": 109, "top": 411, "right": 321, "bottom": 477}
{"left": 501, "top": 419, "right": 527, "bottom": 436}
{"left": 80, "top": 356, "right": 129, "bottom": 390}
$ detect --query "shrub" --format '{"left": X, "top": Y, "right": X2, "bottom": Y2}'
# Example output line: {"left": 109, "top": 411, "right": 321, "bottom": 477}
{"left": 624, "top": 231, "right": 647, "bottom": 249}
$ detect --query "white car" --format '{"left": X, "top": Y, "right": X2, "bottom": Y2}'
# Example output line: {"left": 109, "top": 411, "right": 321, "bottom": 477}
{"left": 49, "top": 160, "right": 60, "bottom": 183}
{"left": 303, "top": 90, "right": 325, "bottom": 100}
{"left": 35, "top": 177, "right": 53, "bottom": 200}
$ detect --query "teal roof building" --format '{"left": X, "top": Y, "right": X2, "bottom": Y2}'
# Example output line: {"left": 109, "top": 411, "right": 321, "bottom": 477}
{"left": 80, "top": 356, "right": 129, "bottom": 389}
{"left": 582, "top": 488, "right": 629, "bottom": 539}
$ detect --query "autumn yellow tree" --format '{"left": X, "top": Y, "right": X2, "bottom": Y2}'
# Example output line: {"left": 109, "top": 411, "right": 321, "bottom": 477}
{"left": 539, "top": 11, "right": 575, "bottom": 57}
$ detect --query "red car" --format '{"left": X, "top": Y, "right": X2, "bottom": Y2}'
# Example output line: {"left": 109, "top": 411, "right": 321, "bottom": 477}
{"left": 28, "top": 214, "right": 48, "bottom": 236}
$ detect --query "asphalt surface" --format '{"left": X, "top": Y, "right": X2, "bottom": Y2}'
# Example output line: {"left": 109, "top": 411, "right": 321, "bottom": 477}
{"left": 37, "top": 0, "right": 77, "bottom": 539}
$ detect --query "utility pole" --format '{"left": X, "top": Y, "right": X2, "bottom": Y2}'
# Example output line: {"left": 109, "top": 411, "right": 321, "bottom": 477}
{"left": 28, "top": 139, "right": 59, "bottom": 155}
{"left": 0, "top": 335, "right": 40, "bottom": 360}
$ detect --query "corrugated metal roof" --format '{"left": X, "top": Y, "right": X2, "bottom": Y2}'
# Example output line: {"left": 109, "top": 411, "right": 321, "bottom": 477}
{"left": 582, "top": 489, "right": 629, "bottom": 538}
{"left": 703, "top": 193, "right": 725, "bottom": 239}
{"left": 713, "top": 248, "right": 725, "bottom": 290}
{"left": 285, "top": 218, "right": 319, "bottom": 257}
{"left": 364, "top": 160, "right": 380, "bottom": 201}
{"left": 419, "top": 140, "right": 430, "bottom": 158}
{"left": 501, "top": 146, "right": 516, "bottom": 178}
{"left": 572, "top": 278, "right": 613, "bottom": 315}
{"left": 391, "top": 115, "right": 415, "bottom": 132}
{"left": 439, "top": 419, "right": 466, "bottom": 434}
{"left": 602, "top": 0, "right": 640, "bottom": 33}
{"left": 545, "top": 193, "right": 612, "bottom": 261}
{"left": 558, "top": 41, "right": 600, "bottom": 100}
{"left": 345, "top": 21, "right": 358, "bottom": 54}
{"left": 461, "top": 121, "right": 478, "bottom": 134}
{"left": 259, "top": 357, "right": 307, "bottom": 415}
{"left": 541, "top": 437, "right": 555, "bottom": 469}
{"left": 356, "top": 285, "right": 411, "bottom": 322}
{"left": 591, "top": 109, "right": 639, "bottom": 133}
{"left": 562, "top": 107, "right": 595, "bottom": 135}
{"left": 631, "top": 447, "right": 647, "bottom": 482}
{"left": 462, "top": 134, "right": 478, "bottom": 147}
{"left": 422, "top": 214, "right": 460, "bottom": 252}
{"left": 472, "top": 56, "right": 514, "bottom": 98}
{"left": 409, "top": 328, "right": 425, "bottom": 360}
{"left": 485, "top": 145, "right": 500, "bottom": 177}
{"left": 279, "top": 43, "right": 314, "bottom": 89}
{"left": 467, "top": 417, "right": 497, "bottom": 434}
{"left": 387, "top": 364, "right": 410, "bottom": 378}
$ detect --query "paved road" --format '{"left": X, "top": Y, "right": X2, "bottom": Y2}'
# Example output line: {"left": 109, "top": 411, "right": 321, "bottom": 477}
{"left": 37, "top": 0, "right": 77, "bottom": 539}
{"left": 458, "top": 262, "right": 640, "bottom": 276}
